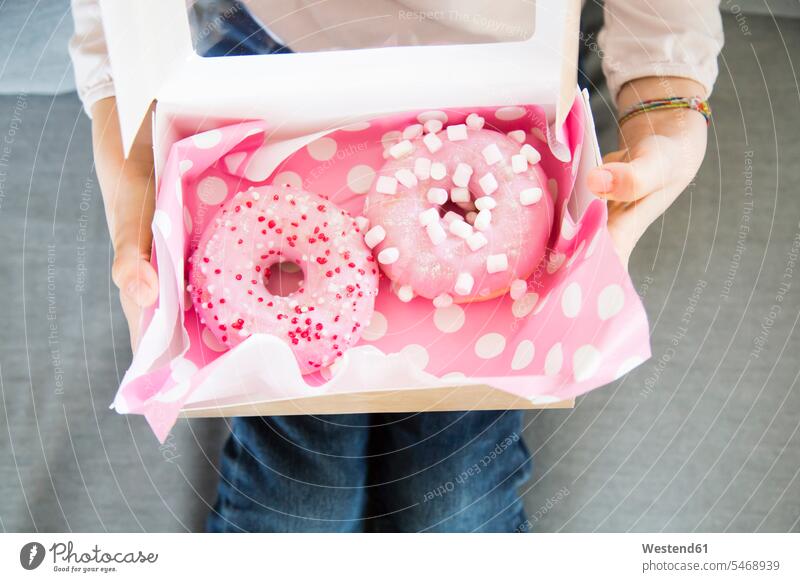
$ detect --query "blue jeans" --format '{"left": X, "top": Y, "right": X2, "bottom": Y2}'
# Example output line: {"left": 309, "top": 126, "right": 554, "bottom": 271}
{"left": 206, "top": 411, "right": 532, "bottom": 532}
{"left": 194, "top": 1, "right": 532, "bottom": 533}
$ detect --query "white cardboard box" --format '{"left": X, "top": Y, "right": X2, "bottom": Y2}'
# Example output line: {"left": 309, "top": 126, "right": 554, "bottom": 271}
{"left": 101, "top": 0, "right": 596, "bottom": 417}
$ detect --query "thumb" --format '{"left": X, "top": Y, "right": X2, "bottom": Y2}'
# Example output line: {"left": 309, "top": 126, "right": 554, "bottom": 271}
{"left": 111, "top": 238, "right": 158, "bottom": 308}
{"left": 587, "top": 135, "right": 675, "bottom": 202}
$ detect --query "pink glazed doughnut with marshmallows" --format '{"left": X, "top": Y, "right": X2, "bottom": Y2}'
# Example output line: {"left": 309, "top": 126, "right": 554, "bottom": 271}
{"left": 364, "top": 114, "right": 554, "bottom": 305}
{"left": 188, "top": 186, "right": 379, "bottom": 374}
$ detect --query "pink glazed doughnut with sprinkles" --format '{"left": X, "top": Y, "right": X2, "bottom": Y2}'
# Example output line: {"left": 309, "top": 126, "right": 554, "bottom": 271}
{"left": 188, "top": 186, "right": 379, "bottom": 374}
{"left": 364, "top": 114, "right": 554, "bottom": 305}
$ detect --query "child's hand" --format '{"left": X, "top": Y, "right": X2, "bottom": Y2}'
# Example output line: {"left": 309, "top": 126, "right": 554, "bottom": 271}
{"left": 587, "top": 77, "right": 709, "bottom": 268}
{"left": 92, "top": 98, "right": 158, "bottom": 349}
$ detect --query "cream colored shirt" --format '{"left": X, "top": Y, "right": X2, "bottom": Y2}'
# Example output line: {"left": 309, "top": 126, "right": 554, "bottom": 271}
{"left": 69, "top": 0, "right": 723, "bottom": 117}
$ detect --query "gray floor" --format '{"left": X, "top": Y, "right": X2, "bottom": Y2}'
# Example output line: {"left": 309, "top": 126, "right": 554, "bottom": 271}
{"left": 0, "top": 12, "right": 799, "bottom": 532}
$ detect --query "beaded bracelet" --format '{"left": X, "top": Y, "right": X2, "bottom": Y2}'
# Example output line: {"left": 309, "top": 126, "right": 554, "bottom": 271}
{"left": 618, "top": 96, "right": 712, "bottom": 126}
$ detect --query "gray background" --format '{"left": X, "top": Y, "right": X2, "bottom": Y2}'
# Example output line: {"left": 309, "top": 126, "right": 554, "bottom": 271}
{"left": 0, "top": 2, "right": 798, "bottom": 532}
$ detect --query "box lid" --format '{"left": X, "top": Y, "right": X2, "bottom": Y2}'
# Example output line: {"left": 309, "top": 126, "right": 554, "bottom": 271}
{"left": 100, "top": 0, "right": 580, "bottom": 156}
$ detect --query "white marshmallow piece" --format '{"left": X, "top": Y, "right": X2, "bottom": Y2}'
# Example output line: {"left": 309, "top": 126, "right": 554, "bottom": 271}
{"left": 478, "top": 173, "right": 498, "bottom": 196}
{"left": 355, "top": 215, "right": 370, "bottom": 232}
{"left": 450, "top": 187, "right": 470, "bottom": 204}
{"left": 466, "top": 113, "right": 485, "bottom": 130}
{"left": 402, "top": 124, "right": 423, "bottom": 140}
{"left": 454, "top": 273, "right": 475, "bottom": 296}
{"left": 473, "top": 209, "right": 492, "bottom": 231}
{"left": 395, "top": 168, "right": 418, "bottom": 188}
{"left": 443, "top": 211, "right": 461, "bottom": 224}
{"left": 482, "top": 144, "right": 503, "bottom": 166}
{"left": 511, "top": 154, "right": 528, "bottom": 174}
{"left": 474, "top": 196, "right": 497, "bottom": 211}
{"left": 389, "top": 139, "right": 414, "bottom": 159}
{"left": 426, "top": 222, "right": 447, "bottom": 245}
{"left": 418, "top": 207, "right": 440, "bottom": 227}
{"left": 396, "top": 285, "right": 415, "bottom": 302}
{"left": 521, "top": 143, "right": 541, "bottom": 164}
{"left": 486, "top": 253, "right": 509, "bottom": 274}
{"left": 467, "top": 232, "right": 488, "bottom": 251}
{"left": 423, "top": 132, "right": 443, "bottom": 154}
{"left": 378, "top": 247, "right": 400, "bottom": 265}
{"left": 424, "top": 119, "right": 443, "bottom": 134}
{"left": 376, "top": 175, "right": 398, "bottom": 195}
{"left": 520, "top": 187, "right": 543, "bottom": 206}
{"left": 510, "top": 279, "right": 527, "bottom": 300}
{"left": 430, "top": 162, "right": 447, "bottom": 180}
{"left": 427, "top": 187, "right": 448, "bottom": 205}
{"left": 507, "top": 130, "right": 526, "bottom": 143}
{"left": 449, "top": 219, "right": 473, "bottom": 240}
{"left": 364, "top": 225, "right": 386, "bottom": 249}
{"left": 452, "top": 163, "right": 473, "bottom": 187}
{"left": 446, "top": 124, "right": 468, "bottom": 141}
{"left": 414, "top": 157, "right": 432, "bottom": 180}
{"left": 433, "top": 293, "right": 453, "bottom": 308}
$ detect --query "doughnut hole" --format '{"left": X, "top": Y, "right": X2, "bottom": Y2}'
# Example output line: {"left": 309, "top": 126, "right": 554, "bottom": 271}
{"left": 265, "top": 261, "right": 305, "bottom": 297}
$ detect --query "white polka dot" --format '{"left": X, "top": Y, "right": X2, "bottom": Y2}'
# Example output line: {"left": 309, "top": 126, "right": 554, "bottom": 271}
{"left": 273, "top": 171, "right": 303, "bottom": 189}
{"left": 433, "top": 304, "right": 465, "bottom": 333}
{"left": 153, "top": 210, "right": 172, "bottom": 239}
{"left": 544, "top": 343, "right": 563, "bottom": 376}
{"left": 202, "top": 328, "right": 227, "bottom": 352}
{"left": 400, "top": 344, "right": 429, "bottom": 369}
{"left": 362, "top": 311, "right": 388, "bottom": 341}
{"left": 533, "top": 293, "right": 550, "bottom": 315}
{"left": 475, "top": 333, "right": 506, "bottom": 359}
{"left": 495, "top": 106, "right": 526, "bottom": 121}
{"left": 573, "top": 344, "right": 601, "bottom": 381}
{"left": 512, "top": 292, "right": 539, "bottom": 318}
{"left": 530, "top": 127, "right": 547, "bottom": 142}
{"left": 341, "top": 121, "right": 371, "bottom": 132}
{"left": 307, "top": 136, "right": 338, "bottom": 161}
{"left": 196, "top": 176, "right": 229, "bottom": 205}
{"left": 179, "top": 159, "right": 193, "bottom": 175}
{"left": 598, "top": 284, "right": 625, "bottom": 320}
{"left": 441, "top": 371, "right": 466, "bottom": 382}
{"left": 561, "top": 217, "right": 578, "bottom": 240}
{"left": 417, "top": 110, "right": 448, "bottom": 124}
{"left": 615, "top": 356, "right": 645, "bottom": 379}
{"left": 381, "top": 130, "right": 402, "bottom": 149}
{"left": 548, "top": 178, "right": 559, "bottom": 201}
{"left": 585, "top": 232, "right": 601, "bottom": 258}
{"left": 183, "top": 207, "right": 193, "bottom": 234}
{"left": 530, "top": 394, "right": 562, "bottom": 405}
{"left": 224, "top": 151, "right": 247, "bottom": 174}
{"left": 511, "top": 340, "right": 535, "bottom": 370}
{"left": 175, "top": 178, "right": 183, "bottom": 204}
{"left": 347, "top": 164, "right": 376, "bottom": 194}
{"left": 170, "top": 357, "right": 199, "bottom": 382}
{"left": 546, "top": 252, "right": 566, "bottom": 274}
{"left": 192, "top": 129, "right": 222, "bottom": 149}
{"left": 561, "top": 282, "right": 582, "bottom": 318}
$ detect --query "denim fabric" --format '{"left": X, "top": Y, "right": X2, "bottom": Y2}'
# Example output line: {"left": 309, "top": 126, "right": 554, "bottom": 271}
{"left": 206, "top": 411, "right": 532, "bottom": 532}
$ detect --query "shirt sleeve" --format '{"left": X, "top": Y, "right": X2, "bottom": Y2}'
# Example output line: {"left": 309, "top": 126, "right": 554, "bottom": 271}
{"left": 68, "top": 0, "right": 115, "bottom": 118}
{"left": 597, "top": 0, "right": 724, "bottom": 105}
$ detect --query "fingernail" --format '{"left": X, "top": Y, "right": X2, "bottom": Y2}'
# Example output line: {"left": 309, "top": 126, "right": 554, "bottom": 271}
{"left": 126, "top": 280, "right": 152, "bottom": 305}
{"left": 597, "top": 169, "right": 614, "bottom": 192}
